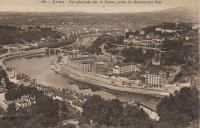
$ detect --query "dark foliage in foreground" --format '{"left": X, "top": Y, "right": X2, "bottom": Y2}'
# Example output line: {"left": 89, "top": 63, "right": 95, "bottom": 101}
{"left": 80, "top": 87, "right": 199, "bottom": 128}
{"left": 157, "top": 87, "right": 199, "bottom": 128}
{"left": 80, "top": 95, "right": 153, "bottom": 128}
{"left": 5, "top": 85, "right": 42, "bottom": 101}
{"left": 3, "top": 95, "right": 75, "bottom": 128}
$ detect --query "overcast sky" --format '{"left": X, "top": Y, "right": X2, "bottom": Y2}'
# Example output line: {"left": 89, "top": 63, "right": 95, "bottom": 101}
{"left": 0, "top": 0, "right": 198, "bottom": 13}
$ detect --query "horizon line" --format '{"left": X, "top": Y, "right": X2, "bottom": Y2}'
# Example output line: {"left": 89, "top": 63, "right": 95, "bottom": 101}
{"left": 0, "top": 6, "right": 192, "bottom": 14}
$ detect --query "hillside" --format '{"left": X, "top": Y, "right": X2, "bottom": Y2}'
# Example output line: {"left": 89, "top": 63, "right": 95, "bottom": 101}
{"left": 0, "top": 7, "right": 198, "bottom": 27}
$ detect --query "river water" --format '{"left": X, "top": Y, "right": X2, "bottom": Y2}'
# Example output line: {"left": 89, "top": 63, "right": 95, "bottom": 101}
{"left": 5, "top": 55, "right": 161, "bottom": 110}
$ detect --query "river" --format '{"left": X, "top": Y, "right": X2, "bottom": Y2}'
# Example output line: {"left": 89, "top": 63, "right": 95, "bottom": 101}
{"left": 5, "top": 55, "right": 161, "bottom": 110}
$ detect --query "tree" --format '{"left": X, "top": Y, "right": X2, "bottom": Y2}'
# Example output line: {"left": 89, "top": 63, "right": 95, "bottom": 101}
{"left": 0, "top": 119, "right": 14, "bottom": 128}
{"left": 157, "top": 87, "right": 199, "bottom": 127}
{"left": 115, "top": 35, "right": 125, "bottom": 45}
{"left": 0, "top": 68, "right": 8, "bottom": 79}
{"left": 154, "top": 121, "right": 175, "bottom": 128}
{"left": 121, "top": 47, "right": 154, "bottom": 63}
{"left": 81, "top": 95, "right": 109, "bottom": 125}
{"left": 24, "top": 114, "right": 48, "bottom": 128}
{"left": 5, "top": 82, "right": 16, "bottom": 90}
{"left": 31, "top": 96, "right": 60, "bottom": 127}
{"left": 107, "top": 99, "right": 123, "bottom": 126}
{"left": 5, "top": 86, "right": 42, "bottom": 101}
{"left": 80, "top": 95, "right": 154, "bottom": 127}
{"left": 119, "top": 106, "right": 153, "bottom": 128}
{"left": 88, "top": 34, "right": 115, "bottom": 54}
{"left": 34, "top": 96, "right": 59, "bottom": 119}
{"left": 6, "top": 103, "right": 17, "bottom": 119}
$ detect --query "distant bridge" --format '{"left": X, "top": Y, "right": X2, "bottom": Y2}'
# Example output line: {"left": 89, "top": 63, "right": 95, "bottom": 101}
{"left": 0, "top": 48, "right": 46, "bottom": 70}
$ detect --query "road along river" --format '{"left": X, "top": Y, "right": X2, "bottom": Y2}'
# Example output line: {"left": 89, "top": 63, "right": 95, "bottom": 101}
{"left": 5, "top": 55, "right": 161, "bottom": 110}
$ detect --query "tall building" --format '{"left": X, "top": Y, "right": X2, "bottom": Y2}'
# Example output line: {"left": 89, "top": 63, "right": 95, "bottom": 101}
{"left": 113, "top": 64, "right": 139, "bottom": 74}
{"left": 64, "top": 59, "right": 92, "bottom": 73}
{"left": 92, "top": 61, "right": 111, "bottom": 74}
{"left": 145, "top": 71, "right": 166, "bottom": 88}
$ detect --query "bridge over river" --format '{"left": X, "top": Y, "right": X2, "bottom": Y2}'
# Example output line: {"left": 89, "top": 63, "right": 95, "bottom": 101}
{"left": 0, "top": 48, "right": 46, "bottom": 70}
{"left": 1, "top": 48, "right": 162, "bottom": 112}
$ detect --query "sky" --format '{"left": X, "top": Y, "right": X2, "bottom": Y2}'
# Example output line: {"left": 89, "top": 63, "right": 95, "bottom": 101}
{"left": 0, "top": 0, "right": 199, "bottom": 13}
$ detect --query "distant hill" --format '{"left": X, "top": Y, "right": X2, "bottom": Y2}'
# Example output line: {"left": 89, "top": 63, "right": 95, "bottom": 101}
{"left": 152, "top": 7, "right": 198, "bottom": 23}
{"left": 0, "top": 7, "right": 198, "bottom": 27}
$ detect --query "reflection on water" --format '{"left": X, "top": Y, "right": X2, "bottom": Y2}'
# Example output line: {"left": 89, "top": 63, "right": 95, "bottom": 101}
{"left": 5, "top": 56, "right": 116, "bottom": 100}
{"left": 5, "top": 55, "right": 161, "bottom": 109}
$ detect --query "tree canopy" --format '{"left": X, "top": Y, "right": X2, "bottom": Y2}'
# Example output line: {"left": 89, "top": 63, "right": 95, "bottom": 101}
{"left": 157, "top": 87, "right": 199, "bottom": 128}
{"left": 80, "top": 95, "right": 153, "bottom": 128}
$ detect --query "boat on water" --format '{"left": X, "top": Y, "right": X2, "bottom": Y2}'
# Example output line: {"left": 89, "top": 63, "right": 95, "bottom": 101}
{"left": 49, "top": 63, "right": 172, "bottom": 97}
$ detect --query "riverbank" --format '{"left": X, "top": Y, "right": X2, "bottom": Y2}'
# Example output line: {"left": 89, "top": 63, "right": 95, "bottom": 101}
{"left": 50, "top": 61, "right": 171, "bottom": 98}
{"left": 0, "top": 48, "right": 46, "bottom": 71}
{"left": 0, "top": 50, "right": 85, "bottom": 112}
{"left": 4, "top": 51, "right": 162, "bottom": 111}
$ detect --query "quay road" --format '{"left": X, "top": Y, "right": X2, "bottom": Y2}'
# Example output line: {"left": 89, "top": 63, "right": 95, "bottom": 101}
{"left": 51, "top": 62, "right": 172, "bottom": 97}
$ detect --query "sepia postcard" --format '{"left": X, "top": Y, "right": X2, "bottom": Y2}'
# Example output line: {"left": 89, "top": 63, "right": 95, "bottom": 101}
{"left": 0, "top": 0, "right": 199, "bottom": 128}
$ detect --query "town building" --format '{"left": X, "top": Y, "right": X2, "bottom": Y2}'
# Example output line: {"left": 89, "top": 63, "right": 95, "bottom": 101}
{"left": 192, "top": 24, "right": 199, "bottom": 30}
{"left": 3, "top": 45, "right": 21, "bottom": 53}
{"left": 19, "top": 44, "right": 32, "bottom": 50}
{"left": 156, "top": 27, "right": 181, "bottom": 34}
{"left": 140, "top": 30, "right": 145, "bottom": 35}
{"left": 0, "top": 82, "right": 5, "bottom": 93}
{"left": 124, "top": 37, "right": 161, "bottom": 50}
{"left": 61, "top": 50, "right": 114, "bottom": 74}
{"left": 6, "top": 68, "right": 17, "bottom": 79}
{"left": 15, "top": 96, "right": 36, "bottom": 109}
{"left": 93, "top": 61, "right": 108, "bottom": 74}
{"left": 145, "top": 71, "right": 166, "bottom": 88}
{"left": 0, "top": 78, "right": 7, "bottom": 89}
{"left": 152, "top": 52, "right": 161, "bottom": 66}
{"left": 113, "top": 64, "right": 140, "bottom": 74}
{"left": 62, "top": 50, "right": 85, "bottom": 60}
{"left": 63, "top": 58, "right": 93, "bottom": 73}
